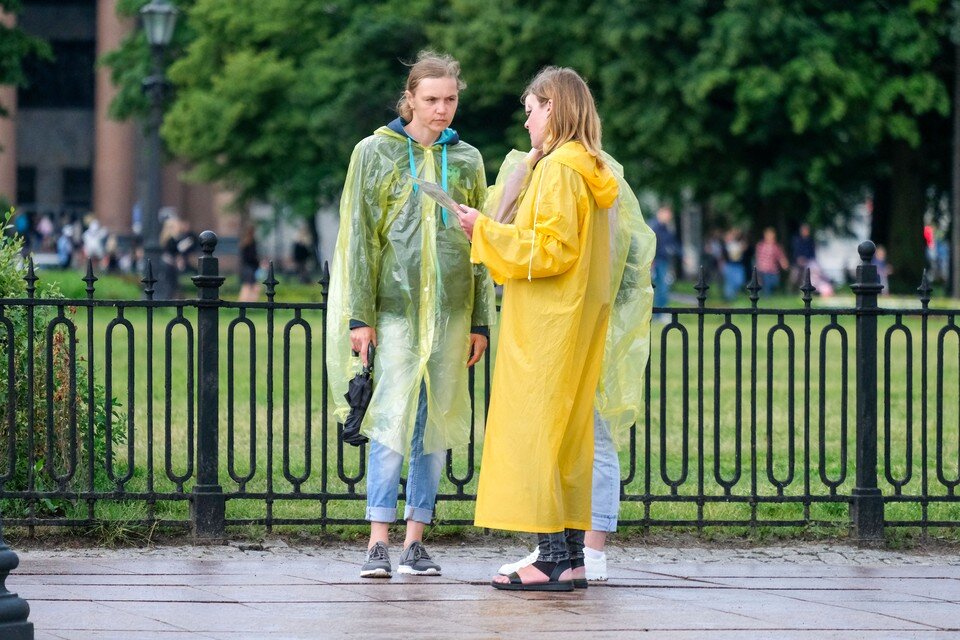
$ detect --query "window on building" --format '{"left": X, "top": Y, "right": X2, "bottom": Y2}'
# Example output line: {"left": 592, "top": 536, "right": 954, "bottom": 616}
{"left": 19, "top": 40, "right": 96, "bottom": 109}
{"left": 16, "top": 166, "right": 37, "bottom": 206}
{"left": 62, "top": 167, "right": 92, "bottom": 209}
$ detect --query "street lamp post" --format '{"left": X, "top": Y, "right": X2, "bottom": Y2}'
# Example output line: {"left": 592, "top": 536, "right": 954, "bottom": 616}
{"left": 0, "top": 517, "right": 32, "bottom": 639}
{"left": 140, "top": 0, "right": 178, "bottom": 284}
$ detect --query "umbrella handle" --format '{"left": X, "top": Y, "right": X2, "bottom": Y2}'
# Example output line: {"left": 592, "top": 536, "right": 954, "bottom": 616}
{"left": 364, "top": 342, "right": 376, "bottom": 373}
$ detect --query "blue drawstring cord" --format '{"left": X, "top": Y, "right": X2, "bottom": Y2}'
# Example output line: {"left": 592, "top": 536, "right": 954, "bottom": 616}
{"left": 408, "top": 135, "right": 449, "bottom": 225}
{"left": 440, "top": 144, "right": 448, "bottom": 226}
{"left": 407, "top": 138, "right": 418, "bottom": 193}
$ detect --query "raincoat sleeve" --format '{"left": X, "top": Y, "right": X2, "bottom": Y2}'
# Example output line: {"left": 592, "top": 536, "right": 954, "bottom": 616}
{"left": 326, "top": 139, "right": 381, "bottom": 424}
{"left": 467, "top": 159, "right": 497, "bottom": 329}
{"left": 470, "top": 160, "right": 582, "bottom": 283}
{"left": 341, "top": 143, "right": 381, "bottom": 327}
{"left": 595, "top": 155, "right": 657, "bottom": 444}
{"left": 483, "top": 150, "right": 530, "bottom": 224}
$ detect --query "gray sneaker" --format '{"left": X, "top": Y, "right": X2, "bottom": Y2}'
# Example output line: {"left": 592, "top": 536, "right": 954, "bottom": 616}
{"left": 360, "top": 542, "right": 391, "bottom": 578}
{"left": 397, "top": 541, "right": 441, "bottom": 576}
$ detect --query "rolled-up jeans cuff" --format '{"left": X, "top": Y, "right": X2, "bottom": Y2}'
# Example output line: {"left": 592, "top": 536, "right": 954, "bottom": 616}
{"left": 403, "top": 505, "right": 433, "bottom": 525}
{"left": 591, "top": 513, "right": 618, "bottom": 533}
{"left": 365, "top": 506, "right": 397, "bottom": 523}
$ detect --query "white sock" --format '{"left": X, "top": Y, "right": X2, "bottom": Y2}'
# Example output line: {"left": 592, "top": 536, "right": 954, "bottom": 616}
{"left": 584, "top": 546, "right": 605, "bottom": 559}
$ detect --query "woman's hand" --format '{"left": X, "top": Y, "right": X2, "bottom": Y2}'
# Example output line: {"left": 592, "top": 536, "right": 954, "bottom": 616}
{"left": 466, "top": 333, "right": 488, "bottom": 367}
{"left": 457, "top": 204, "right": 480, "bottom": 241}
{"left": 349, "top": 326, "right": 377, "bottom": 366}
{"left": 527, "top": 147, "right": 544, "bottom": 168}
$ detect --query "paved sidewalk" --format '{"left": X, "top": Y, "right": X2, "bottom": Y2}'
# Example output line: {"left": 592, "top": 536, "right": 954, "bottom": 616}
{"left": 10, "top": 539, "right": 960, "bottom": 639}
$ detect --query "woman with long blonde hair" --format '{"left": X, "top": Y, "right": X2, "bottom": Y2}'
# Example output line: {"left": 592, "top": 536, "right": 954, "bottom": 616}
{"left": 458, "top": 67, "right": 653, "bottom": 591}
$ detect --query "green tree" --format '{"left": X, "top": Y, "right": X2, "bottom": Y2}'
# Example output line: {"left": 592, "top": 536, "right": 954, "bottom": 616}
{"left": 103, "top": 0, "right": 430, "bottom": 217}
{"left": 101, "top": 0, "right": 954, "bottom": 290}
{"left": 0, "top": 0, "right": 50, "bottom": 128}
{"left": 436, "top": 0, "right": 954, "bottom": 291}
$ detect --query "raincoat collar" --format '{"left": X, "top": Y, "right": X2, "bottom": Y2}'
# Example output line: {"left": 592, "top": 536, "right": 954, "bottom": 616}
{"left": 548, "top": 141, "right": 619, "bottom": 209}
{"left": 384, "top": 117, "right": 460, "bottom": 147}
{"left": 378, "top": 118, "right": 460, "bottom": 223}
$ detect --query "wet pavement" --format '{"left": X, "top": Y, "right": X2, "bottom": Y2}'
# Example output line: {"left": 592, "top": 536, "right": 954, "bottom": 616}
{"left": 10, "top": 539, "right": 960, "bottom": 639}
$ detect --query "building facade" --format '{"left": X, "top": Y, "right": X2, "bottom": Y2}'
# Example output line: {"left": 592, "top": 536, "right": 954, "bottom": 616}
{"left": 0, "top": 0, "right": 236, "bottom": 244}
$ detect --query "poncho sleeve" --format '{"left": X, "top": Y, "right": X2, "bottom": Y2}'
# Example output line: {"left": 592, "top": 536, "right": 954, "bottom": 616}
{"left": 467, "top": 157, "right": 497, "bottom": 328}
{"left": 470, "top": 160, "right": 583, "bottom": 283}
{"left": 341, "top": 142, "right": 381, "bottom": 327}
{"left": 595, "top": 155, "right": 657, "bottom": 444}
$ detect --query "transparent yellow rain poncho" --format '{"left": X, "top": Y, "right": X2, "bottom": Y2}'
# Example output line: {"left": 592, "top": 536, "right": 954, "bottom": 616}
{"left": 326, "top": 123, "right": 496, "bottom": 456}
{"left": 473, "top": 144, "right": 655, "bottom": 532}
{"left": 482, "top": 149, "right": 655, "bottom": 440}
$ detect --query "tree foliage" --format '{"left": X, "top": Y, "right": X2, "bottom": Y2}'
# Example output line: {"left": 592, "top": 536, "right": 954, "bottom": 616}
{"left": 101, "top": 0, "right": 956, "bottom": 287}
{"left": 0, "top": 0, "right": 50, "bottom": 118}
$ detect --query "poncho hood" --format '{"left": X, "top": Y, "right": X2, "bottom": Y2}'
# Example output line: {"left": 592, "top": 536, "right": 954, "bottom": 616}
{"left": 382, "top": 117, "right": 460, "bottom": 146}
{"left": 549, "top": 141, "right": 618, "bottom": 209}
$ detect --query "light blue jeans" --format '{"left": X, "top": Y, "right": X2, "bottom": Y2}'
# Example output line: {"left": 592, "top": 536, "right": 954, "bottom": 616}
{"left": 591, "top": 411, "right": 621, "bottom": 532}
{"left": 652, "top": 258, "right": 671, "bottom": 309}
{"left": 365, "top": 384, "right": 445, "bottom": 525}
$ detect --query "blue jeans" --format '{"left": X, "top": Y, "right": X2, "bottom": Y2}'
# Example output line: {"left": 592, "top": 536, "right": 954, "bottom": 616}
{"left": 722, "top": 263, "right": 746, "bottom": 301}
{"left": 591, "top": 411, "right": 620, "bottom": 532}
{"left": 652, "top": 258, "right": 670, "bottom": 310}
{"left": 365, "top": 384, "right": 444, "bottom": 524}
{"left": 759, "top": 271, "right": 780, "bottom": 296}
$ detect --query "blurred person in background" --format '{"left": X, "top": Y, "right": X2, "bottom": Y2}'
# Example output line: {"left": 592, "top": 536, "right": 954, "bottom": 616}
{"left": 754, "top": 227, "right": 789, "bottom": 296}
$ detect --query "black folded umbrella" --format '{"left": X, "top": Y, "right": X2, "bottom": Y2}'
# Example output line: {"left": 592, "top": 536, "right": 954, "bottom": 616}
{"left": 341, "top": 343, "right": 375, "bottom": 446}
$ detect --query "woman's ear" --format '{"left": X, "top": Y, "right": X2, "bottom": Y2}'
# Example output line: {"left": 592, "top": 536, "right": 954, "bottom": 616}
{"left": 405, "top": 90, "right": 414, "bottom": 104}
{"left": 545, "top": 99, "right": 553, "bottom": 114}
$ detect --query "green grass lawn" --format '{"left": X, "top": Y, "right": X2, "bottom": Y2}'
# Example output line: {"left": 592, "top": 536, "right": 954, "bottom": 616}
{"left": 4, "top": 269, "right": 960, "bottom": 542}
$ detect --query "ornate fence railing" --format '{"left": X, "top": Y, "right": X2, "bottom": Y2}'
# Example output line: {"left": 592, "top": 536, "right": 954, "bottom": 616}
{"left": 0, "top": 231, "right": 958, "bottom": 541}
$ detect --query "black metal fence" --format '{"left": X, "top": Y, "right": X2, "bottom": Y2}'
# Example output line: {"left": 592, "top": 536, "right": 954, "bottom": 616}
{"left": 1, "top": 231, "right": 958, "bottom": 541}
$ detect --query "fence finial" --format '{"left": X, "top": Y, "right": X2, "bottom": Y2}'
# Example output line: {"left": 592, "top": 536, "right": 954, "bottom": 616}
{"left": 800, "top": 268, "right": 816, "bottom": 304}
{"left": 917, "top": 269, "right": 932, "bottom": 307}
{"left": 199, "top": 230, "right": 218, "bottom": 256}
{"left": 141, "top": 259, "right": 157, "bottom": 299}
{"left": 84, "top": 260, "right": 98, "bottom": 299}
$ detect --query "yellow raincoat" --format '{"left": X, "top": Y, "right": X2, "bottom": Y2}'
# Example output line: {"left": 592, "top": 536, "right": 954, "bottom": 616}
{"left": 480, "top": 150, "right": 656, "bottom": 442}
{"left": 326, "top": 121, "right": 496, "bottom": 456}
{"left": 472, "top": 141, "right": 619, "bottom": 533}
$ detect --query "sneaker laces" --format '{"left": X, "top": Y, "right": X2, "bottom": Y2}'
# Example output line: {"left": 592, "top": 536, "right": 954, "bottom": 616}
{"left": 369, "top": 543, "right": 388, "bottom": 561}
{"left": 412, "top": 543, "right": 430, "bottom": 561}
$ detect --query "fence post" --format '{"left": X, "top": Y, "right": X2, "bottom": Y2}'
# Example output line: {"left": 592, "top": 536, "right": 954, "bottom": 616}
{"left": 191, "top": 231, "right": 226, "bottom": 539}
{"left": 850, "top": 240, "right": 884, "bottom": 543}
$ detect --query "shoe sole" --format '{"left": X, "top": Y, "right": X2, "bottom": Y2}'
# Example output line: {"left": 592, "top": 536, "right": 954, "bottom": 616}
{"left": 491, "top": 580, "right": 575, "bottom": 592}
{"left": 360, "top": 568, "right": 391, "bottom": 578}
{"left": 397, "top": 565, "right": 441, "bottom": 576}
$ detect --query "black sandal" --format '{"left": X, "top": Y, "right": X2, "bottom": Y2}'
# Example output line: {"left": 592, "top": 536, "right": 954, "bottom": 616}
{"left": 491, "top": 559, "right": 575, "bottom": 592}
{"left": 570, "top": 557, "right": 588, "bottom": 589}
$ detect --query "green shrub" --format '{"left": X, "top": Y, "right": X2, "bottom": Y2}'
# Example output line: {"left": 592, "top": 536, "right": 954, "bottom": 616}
{"left": 0, "top": 211, "right": 127, "bottom": 520}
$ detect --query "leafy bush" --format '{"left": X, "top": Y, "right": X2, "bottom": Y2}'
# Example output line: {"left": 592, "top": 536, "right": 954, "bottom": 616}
{"left": 0, "top": 212, "right": 127, "bottom": 520}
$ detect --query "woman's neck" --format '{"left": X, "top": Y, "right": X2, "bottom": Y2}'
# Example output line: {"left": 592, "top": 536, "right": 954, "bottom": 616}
{"left": 404, "top": 119, "right": 441, "bottom": 147}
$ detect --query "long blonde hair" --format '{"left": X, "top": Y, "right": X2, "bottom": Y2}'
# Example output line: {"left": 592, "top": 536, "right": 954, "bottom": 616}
{"left": 396, "top": 51, "right": 466, "bottom": 122}
{"left": 522, "top": 66, "right": 604, "bottom": 167}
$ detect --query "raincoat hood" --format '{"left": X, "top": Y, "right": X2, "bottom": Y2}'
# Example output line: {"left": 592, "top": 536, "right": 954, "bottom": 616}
{"left": 384, "top": 117, "right": 460, "bottom": 146}
{"left": 548, "top": 141, "right": 618, "bottom": 209}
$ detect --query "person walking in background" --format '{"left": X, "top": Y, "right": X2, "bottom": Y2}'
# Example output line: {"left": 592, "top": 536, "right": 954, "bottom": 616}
{"left": 721, "top": 227, "right": 749, "bottom": 301}
{"left": 156, "top": 217, "right": 183, "bottom": 299}
{"left": 238, "top": 225, "right": 261, "bottom": 302}
{"left": 649, "top": 205, "right": 678, "bottom": 320}
{"left": 326, "top": 51, "right": 494, "bottom": 580}
{"left": 291, "top": 224, "right": 313, "bottom": 283}
{"left": 873, "top": 244, "right": 893, "bottom": 294}
{"left": 789, "top": 222, "right": 817, "bottom": 288}
{"left": 755, "top": 226, "right": 789, "bottom": 296}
